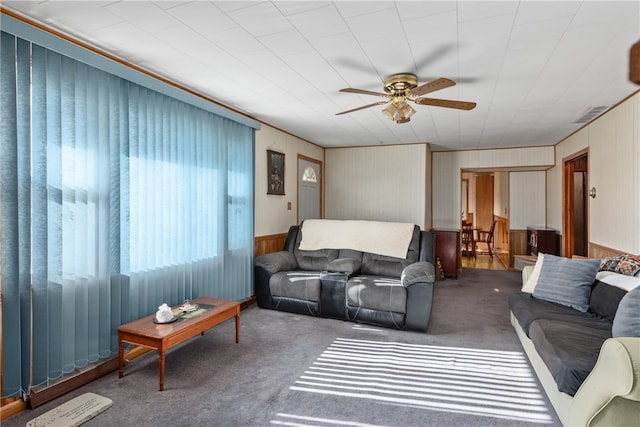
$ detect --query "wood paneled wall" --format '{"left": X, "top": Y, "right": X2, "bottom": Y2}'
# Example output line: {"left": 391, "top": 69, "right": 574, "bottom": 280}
{"left": 254, "top": 233, "right": 288, "bottom": 257}
{"left": 494, "top": 216, "right": 509, "bottom": 251}
{"left": 509, "top": 229, "right": 528, "bottom": 267}
{"left": 588, "top": 242, "right": 630, "bottom": 258}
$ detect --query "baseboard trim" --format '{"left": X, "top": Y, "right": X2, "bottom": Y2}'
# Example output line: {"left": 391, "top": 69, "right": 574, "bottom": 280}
{"left": 0, "top": 398, "right": 27, "bottom": 421}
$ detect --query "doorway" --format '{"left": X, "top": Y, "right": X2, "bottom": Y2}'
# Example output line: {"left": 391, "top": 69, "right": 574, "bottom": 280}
{"left": 460, "top": 172, "right": 506, "bottom": 270}
{"left": 298, "top": 155, "right": 322, "bottom": 222}
{"left": 563, "top": 151, "right": 589, "bottom": 257}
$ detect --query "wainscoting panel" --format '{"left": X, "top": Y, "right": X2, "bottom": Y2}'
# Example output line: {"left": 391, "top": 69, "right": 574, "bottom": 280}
{"left": 255, "top": 233, "right": 288, "bottom": 257}
{"left": 589, "top": 242, "right": 629, "bottom": 259}
{"left": 509, "top": 229, "right": 528, "bottom": 267}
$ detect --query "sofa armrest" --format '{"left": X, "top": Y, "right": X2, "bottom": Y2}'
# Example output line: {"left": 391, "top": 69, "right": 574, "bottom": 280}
{"left": 255, "top": 250, "right": 297, "bottom": 274}
{"left": 522, "top": 265, "right": 534, "bottom": 285}
{"left": 401, "top": 261, "right": 435, "bottom": 287}
{"left": 571, "top": 337, "right": 640, "bottom": 426}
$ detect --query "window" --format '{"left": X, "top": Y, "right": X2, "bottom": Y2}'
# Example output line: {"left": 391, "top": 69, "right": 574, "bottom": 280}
{"left": 302, "top": 165, "right": 318, "bottom": 183}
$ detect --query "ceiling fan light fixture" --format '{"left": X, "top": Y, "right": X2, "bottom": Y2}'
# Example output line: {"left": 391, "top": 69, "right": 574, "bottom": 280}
{"left": 384, "top": 101, "right": 415, "bottom": 124}
{"left": 396, "top": 101, "right": 415, "bottom": 119}
{"left": 382, "top": 103, "right": 398, "bottom": 120}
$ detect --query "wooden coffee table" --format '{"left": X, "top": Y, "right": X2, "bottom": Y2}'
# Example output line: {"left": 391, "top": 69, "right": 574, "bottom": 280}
{"left": 118, "top": 296, "right": 240, "bottom": 391}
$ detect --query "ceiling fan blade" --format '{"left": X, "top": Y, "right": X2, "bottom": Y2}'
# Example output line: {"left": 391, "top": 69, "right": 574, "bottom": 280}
{"left": 414, "top": 97, "right": 477, "bottom": 110}
{"left": 339, "top": 88, "right": 390, "bottom": 98}
{"left": 336, "top": 101, "right": 389, "bottom": 115}
{"left": 408, "top": 77, "right": 456, "bottom": 97}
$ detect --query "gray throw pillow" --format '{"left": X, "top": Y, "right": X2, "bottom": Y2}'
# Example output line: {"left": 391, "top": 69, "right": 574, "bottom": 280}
{"left": 532, "top": 254, "right": 600, "bottom": 312}
{"left": 612, "top": 286, "right": 640, "bottom": 337}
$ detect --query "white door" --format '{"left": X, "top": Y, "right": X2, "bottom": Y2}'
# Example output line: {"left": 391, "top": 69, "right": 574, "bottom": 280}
{"left": 298, "top": 157, "right": 321, "bottom": 222}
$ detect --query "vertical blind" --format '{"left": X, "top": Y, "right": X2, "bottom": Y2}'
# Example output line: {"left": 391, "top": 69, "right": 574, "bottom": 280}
{"left": 0, "top": 31, "right": 255, "bottom": 398}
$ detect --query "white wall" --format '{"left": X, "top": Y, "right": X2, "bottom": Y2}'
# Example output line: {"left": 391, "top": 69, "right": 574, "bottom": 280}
{"left": 432, "top": 147, "right": 555, "bottom": 229}
{"left": 510, "top": 171, "right": 546, "bottom": 230}
{"left": 325, "top": 144, "right": 429, "bottom": 229}
{"left": 548, "top": 93, "right": 640, "bottom": 254}
{"left": 254, "top": 125, "right": 323, "bottom": 236}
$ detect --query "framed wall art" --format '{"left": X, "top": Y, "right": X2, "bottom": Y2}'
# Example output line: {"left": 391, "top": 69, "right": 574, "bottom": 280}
{"left": 267, "top": 149, "right": 285, "bottom": 195}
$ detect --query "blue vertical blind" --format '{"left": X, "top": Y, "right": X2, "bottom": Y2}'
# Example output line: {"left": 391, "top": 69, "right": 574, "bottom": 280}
{"left": 0, "top": 31, "right": 254, "bottom": 398}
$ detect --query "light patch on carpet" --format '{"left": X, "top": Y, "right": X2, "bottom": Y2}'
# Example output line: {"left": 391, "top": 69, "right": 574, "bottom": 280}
{"left": 288, "top": 338, "right": 553, "bottom": 424}
{"left": 27, "top": 392, "right": 112, "bottom": 427}
{"left": 271, "top": 412, "right": 391, "bottom": 427}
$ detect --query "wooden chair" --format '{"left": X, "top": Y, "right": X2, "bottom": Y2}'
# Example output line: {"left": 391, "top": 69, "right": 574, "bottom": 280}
{"left": 476, "top": 220, "right": 497, "bottom": 258}
{"left": 461, "top": 222, "right": 476, "bottom": 258}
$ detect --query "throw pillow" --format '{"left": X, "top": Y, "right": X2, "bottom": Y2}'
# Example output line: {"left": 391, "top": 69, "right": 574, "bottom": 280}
{"left": 532, "top": 254, "right": 600, "bottom": 312}
{"left": 599, "top": 254, "right": 640, "bottom": 276}
{"left": 522, "top": 253, "right": 545, "bottom": 293}
{"left": 599, "top": 255, "right": 625, "bottom": 272}
{"left": 612, "top": 285, "right": 640, "bottom": 337}
{"left": 615, "top": 255, "right": 640, "bottom": 276}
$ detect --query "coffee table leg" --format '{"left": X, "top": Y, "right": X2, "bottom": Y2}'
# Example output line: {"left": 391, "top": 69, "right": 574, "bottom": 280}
{"left": 235, "top": 310, "right": 240, "bottom": 343}
{"left": 159, "top": 351, "right": 165, "bottom": 391}
{"left": 118, "top": 339, "right": 124, "bottom": 378}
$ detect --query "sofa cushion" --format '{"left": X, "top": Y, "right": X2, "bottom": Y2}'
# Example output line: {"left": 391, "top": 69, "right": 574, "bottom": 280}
{"left": 361, "top": 253, "right": 410, "bottom": 277}
{"left": 338, "top": 248, "right": 363, "bottom": 261}
{"left": 589, "top": 280, "right": 626, "bottom": 321}
{"left": 269, "top": 271, "right": 322, "bottom": 302}
{"left": 292, "top": 227, "right": 339, "bottom": 270}
{"left": 612, "top": 285, "right": 640, "bottom": 337}
{"left": 327, "top": 258, "right": 362, "bottom": 274}
{"left": 509, "top": 291, "right": 611, "bottom": 336}
{"left": 532, "top": 254, "right": 600, "bottom": 312}
{"left": 528, "top": 319, "right": 611, "bottom": 396}
{"left": 346, "top": 275, "right": 406, "bottom": 314}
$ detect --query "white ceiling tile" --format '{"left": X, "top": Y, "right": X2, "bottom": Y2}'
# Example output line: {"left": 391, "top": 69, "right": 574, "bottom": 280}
{"left": 288, "top": 5, "right": 349, "bottom": 40}
{"left": 334, "top": 1, "right": 395, "bottom": 19}
{"left": 513, "top": 1, "right": 581, "bottom": 25}
{"left": 207, "top": 27, "right": 264, "bottom": 54}
{"left": 572, "top": 1, "right": 640, "bottom": 26}
{"left": 396, "top": 1, "right": 457, "bottom": 22}
{"left": 344, "top": 8, "right": 405, "bottom": 42}
{"left": 227, "top": 2, "right": 294, "bottom": 37}
{"left": 260, "top": 30, "right": 313, "bottom": 57}
{"left": 457, "top": 1, "right": 519, "bottom": 22}
{"left": 458, "top": 14, "right": 516, "bottom": 43}
{"left": 272, "top": 1, "right": 328, "bottom": 17}
{"left": 508, "top": 16, "right": 571, "bottom": 51}
{"left": 403, "top": 11, "right": 458, "bottom": 45}
{"left": 212, "top": 1, "right": 262, "bottom": 13}
{"left": 167, "top": 2, "right": 237, "bottom": 35}
{"left": 104, "top": 2, "right": 180, "bottom": 32}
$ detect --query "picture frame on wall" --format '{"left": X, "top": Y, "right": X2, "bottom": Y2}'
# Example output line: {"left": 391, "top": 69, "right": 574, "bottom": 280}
{"left": 267, "top": 149, "right": 285, "bottom": 195}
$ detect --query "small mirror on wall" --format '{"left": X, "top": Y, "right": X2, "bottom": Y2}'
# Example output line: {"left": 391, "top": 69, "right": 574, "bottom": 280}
{"left": 267, "top": 149, "right": 285, "bottom": 195}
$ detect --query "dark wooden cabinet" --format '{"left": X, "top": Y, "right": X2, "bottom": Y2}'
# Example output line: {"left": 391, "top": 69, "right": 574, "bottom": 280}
{"left": 527, "top": 227, "right": 558, "bottom": 256}
{"left": 434, "top": 229, "right": 461, "bottom": 278}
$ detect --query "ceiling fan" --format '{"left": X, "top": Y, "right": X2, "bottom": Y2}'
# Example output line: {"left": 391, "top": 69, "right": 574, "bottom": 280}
{"left": 336, "top": 73, "right": 476, "bottom": 124}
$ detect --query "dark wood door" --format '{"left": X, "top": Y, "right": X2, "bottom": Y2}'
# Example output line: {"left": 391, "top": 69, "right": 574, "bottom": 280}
{"left": 564, "top": 153, "right": 588, "bottom": 257}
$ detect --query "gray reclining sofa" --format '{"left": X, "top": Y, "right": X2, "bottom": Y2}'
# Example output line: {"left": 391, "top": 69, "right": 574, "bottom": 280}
{"left": 254, "top": 221, "right": 436, "bottom": 332}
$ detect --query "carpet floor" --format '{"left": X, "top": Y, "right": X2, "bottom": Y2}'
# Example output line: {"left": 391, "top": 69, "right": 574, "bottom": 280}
{"left": 5, "top": 268, "right": 561, "bottom": 427}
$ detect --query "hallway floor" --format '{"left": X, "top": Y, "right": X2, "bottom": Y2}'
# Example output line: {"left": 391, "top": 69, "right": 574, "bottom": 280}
{"left": 461, "top": 250, "right": 509, "bottom": 271}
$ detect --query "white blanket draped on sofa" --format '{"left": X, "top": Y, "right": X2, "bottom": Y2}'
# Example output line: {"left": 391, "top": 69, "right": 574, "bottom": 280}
{"left": 298, "top": 219, "right": 415, "bottom": 259}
